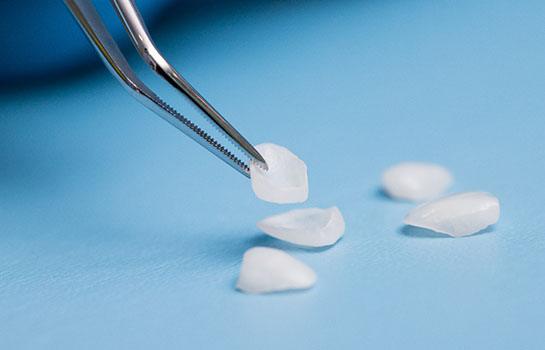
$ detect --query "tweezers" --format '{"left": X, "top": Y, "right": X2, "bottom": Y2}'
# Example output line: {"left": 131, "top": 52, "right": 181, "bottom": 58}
{"left": 64, "top": 0, "right": 267, "bottom": 177}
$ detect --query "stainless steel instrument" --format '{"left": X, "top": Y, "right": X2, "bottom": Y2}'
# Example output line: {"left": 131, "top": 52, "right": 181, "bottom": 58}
{"left": 64, "top": 0, "right": 268, "bottom": 177}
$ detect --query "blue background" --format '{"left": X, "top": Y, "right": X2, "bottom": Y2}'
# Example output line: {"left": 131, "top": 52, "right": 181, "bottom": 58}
{"left": 1, "top": 0, "right": 544, "bottom": 349}
{"left": 0, "top": 0, "right": 174, "bottom": 84}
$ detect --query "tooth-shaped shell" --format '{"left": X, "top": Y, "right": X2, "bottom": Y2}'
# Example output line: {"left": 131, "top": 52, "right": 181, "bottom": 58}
{"left": 382, "top": 162, "right": 453, "bottom": 202}
{"left": 250, "top": 143, "right": 308, "bottom": 204}
{"left": 404, "top": 192, "right": 500, "bottom": 237}
{"left": 236, "top": 247, "right": 317, "bottom": 294}
{"left": 257, "top": 207, "right": 345, "bottom": 247}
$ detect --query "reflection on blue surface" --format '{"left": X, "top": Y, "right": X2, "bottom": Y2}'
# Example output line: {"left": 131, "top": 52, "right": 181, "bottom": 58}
{"left": 1, "top": 0, "right": 544, "bottom": 349}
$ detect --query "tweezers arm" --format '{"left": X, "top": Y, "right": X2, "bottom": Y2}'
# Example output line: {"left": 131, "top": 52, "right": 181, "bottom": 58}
{"left": 65, "top": 0, "right": 144, "bottom": 95}
{"left": 110, "top": 0, "right": 268, "bottom": 168}
{"left": 64, "top": 0, "right": 252, "bottom": 177}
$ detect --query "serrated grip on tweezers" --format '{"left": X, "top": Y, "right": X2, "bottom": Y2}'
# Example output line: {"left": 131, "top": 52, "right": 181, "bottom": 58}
{"left": 64, "top": 0, "right": 266, "bottom": 177}
{"left": 111, "top": 0, "right": 267, "bottom": 171}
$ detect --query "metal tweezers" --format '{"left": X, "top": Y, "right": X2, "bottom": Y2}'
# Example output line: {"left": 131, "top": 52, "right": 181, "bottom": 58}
{"left": 64, "top": 0, "right": 268, "bottom": 177}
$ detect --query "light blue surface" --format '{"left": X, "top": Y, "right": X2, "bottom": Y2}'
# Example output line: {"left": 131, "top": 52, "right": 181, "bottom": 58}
{"left": 1, "top": 0, "right": 544, "bottom": 349}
